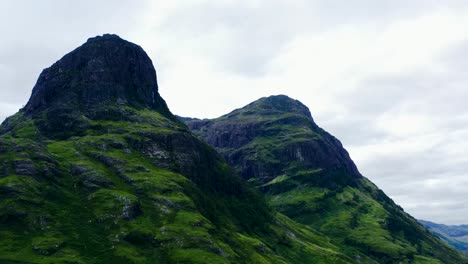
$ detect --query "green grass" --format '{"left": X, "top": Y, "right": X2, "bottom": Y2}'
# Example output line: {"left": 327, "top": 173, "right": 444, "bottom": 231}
{"left": 2, "top": 94, "right": 466, "bottom": 263}
{"left": 0, "top": 106, "right": 360, "bottom": 263}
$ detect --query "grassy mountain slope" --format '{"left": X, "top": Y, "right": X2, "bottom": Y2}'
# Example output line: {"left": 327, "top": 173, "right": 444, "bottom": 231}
{"left": 420, "top": 220, "right": 468, "bottom": 254}
{"left": 185, "top": 95, "right": 468, "bottom": 264}
{"left": 0, "top": 35, "right": 355, "bottom": 264}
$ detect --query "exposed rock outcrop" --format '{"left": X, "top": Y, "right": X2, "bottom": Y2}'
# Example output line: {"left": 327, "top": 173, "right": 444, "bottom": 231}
{"left": 185, "top": 95, "right": 361, "bottom": 184}
{"left": 25, "top": 34, "right": 171, "bottom": 116}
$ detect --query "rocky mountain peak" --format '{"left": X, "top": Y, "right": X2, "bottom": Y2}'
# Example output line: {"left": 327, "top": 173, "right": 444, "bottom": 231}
{"left": 230, "top": 95, "right": 314, "bottom": 121}
{"left": 24, "top": 34, "right": 170, "bottom": 115}
{"left": 185, "top": 95, "right": 362, "bottom": 183}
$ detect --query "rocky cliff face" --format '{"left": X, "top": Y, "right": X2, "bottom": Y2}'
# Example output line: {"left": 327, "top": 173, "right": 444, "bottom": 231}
{"left": 184, "top": 95, "right": 468, "bottom": 264}
{"left": 187, "top": 95, "right": 360, "bottom": 185}
{"left": 25, "top": 34, "right": 170, "bottom": 116}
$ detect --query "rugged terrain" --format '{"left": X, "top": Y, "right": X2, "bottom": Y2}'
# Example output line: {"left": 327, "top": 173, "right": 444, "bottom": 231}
{"left": 420, "top": 220, "right": 468, "bottom": 254}
{"left": 0, "top": 35, "right": 354, "bottom": 264}
{"left": 0, "top": 34, "right": 466, "bottom": 264}
{"left": 185, "top": 95, "right": 468, "bottom": 264}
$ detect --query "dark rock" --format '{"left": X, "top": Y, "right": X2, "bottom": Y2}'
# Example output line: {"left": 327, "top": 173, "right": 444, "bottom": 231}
{"left": 120, "top": 198, "right": 142, "bottom": 220}
{"left": 0, "top": 140, "right": 9, "bottom": 153}
{"left": 41, "top": 163, "right": 61, "bottom": 179}
{"left": 118, "top": 173, "right": 136, "bottom": 185}
{"left": 123, "top": 230, "right": 156, "bottom": 246}
{"left": 70, "top": 163, "right": 88, "bottom": 176}
{"left": 12, "top": 142, "right": 24, "bottom": 152}
{"left": 126, "top": 136, "right": 172, "bottom": 169}
{"left": 0, "top": 161, "right": 12, "bottom": 178}
{"left": 70, "top": 164, "right": 112, "bottom": 190}
{"left": 152, "top": 197, "right": 179, "bottom": 209}
{"left": 88, "top": 152, "right": 125, "bottom": 167}
{"left": 14, "top": 160, "right": 37, "bottom": 176}
{"left": 36, "top": 106, "right": 89, "bottom": 139}
{"left": 185, "top": 95, "right": 361, "bottom": 184}
{"left": 88, "top": 105, "right": 138, "bottom": 122}
{"left": 126, "top": 131, "right": 221, "bottom": 182}
{"left": 24, "top": 34, "right": 172, "bottom": 119}
{"left": 0, "top": 207, "right": 27, "bottom": 224}
{"left": 101, "top": 138, "right": 129, "bottom": 151}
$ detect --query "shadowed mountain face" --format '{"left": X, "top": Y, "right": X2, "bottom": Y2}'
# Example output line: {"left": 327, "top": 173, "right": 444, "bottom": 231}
{"left": 420, "top": 220, "right": 468, "bottom": 254}
{"left": 0, "top": 35, "right": 358, "bottom": 264}
{"left": 184, "top": 95, "right": 468, "bottom": 264}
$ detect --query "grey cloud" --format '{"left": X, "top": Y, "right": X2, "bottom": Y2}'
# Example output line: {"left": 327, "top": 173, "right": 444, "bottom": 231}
{"left": 317, "top": 113, "right": 387, "bottom": 145}
{"left": 314, "top": 38, "right": 468, "bottom": 224}
{"left": 306, "top": 0, "right": 468, "bottom": 24}
{"left": 157, "top": 1, "right": 302, "bottom": 77}
{"left": 155, "top": 0, "right": 468, "bottom": 78}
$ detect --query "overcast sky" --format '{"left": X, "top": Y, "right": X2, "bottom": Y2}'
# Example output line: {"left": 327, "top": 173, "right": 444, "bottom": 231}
{"left": 1, "top": 0, "right": 468, "bottom": 225}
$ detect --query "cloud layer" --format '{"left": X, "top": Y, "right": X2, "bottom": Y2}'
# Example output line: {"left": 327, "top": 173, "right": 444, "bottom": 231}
{"left": 1, "top": 0, "right": 467, "bottom": 224}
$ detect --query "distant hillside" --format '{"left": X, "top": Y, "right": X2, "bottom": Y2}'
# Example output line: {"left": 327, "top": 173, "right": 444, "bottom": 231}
{"left": 420, "top": 220, "right": 468, "bottom": 254}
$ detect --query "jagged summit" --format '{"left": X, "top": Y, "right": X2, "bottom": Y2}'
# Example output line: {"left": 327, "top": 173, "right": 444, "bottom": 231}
{"left": 24, "top": 34, "right": 170, "bottom": 115}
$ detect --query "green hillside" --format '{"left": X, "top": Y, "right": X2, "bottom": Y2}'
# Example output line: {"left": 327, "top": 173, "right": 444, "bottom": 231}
{"left": 185, "top": 95, "right": 468, "bottom": 264}
{"left": 1, "top": 33, "right": 466, "bottom": 264}
{"left": 0, "top": 35, "right": 354, "bottom": 264}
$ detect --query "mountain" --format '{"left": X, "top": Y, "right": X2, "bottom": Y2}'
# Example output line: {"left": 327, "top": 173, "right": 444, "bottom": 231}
{"left": 1, "top": 34, "right": 466, "bottom": 264}
{"left": 420, "top": 220, "right": 468, "bottom": 254}
{"left": 184, "top": 95, "right": 468, "bottom": 264}
{"left": 0, "top": 35, "right": 356, "bottom": 263}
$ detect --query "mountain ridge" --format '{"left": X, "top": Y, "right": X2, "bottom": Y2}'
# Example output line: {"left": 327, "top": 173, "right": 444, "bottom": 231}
{"left": 419, "top": 219, "right": 468, "bottom": 254}
{"left": 185, "top": 95, "right": 361, "bottom": 183}
{"left": 184, "top": 94, "right": 468, "bottom": 263}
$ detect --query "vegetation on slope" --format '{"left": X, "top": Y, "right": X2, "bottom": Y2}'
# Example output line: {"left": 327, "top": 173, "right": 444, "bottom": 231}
{"left": 0, "top": 103, "right": 357, "bottom": 264}
{"left": 0, "top": 35, "right": 356, "bottom": 263}
{"left": 185, "top": 95, "right": 468, "bottom": 264}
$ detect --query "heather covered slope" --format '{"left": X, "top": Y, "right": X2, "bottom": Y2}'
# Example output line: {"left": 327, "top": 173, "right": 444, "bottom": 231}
{"left": 0, "top": 35, "right": 354, "bottom": 263}
{"left": 185, "top": 95, "right": 468, "bottom": 264}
